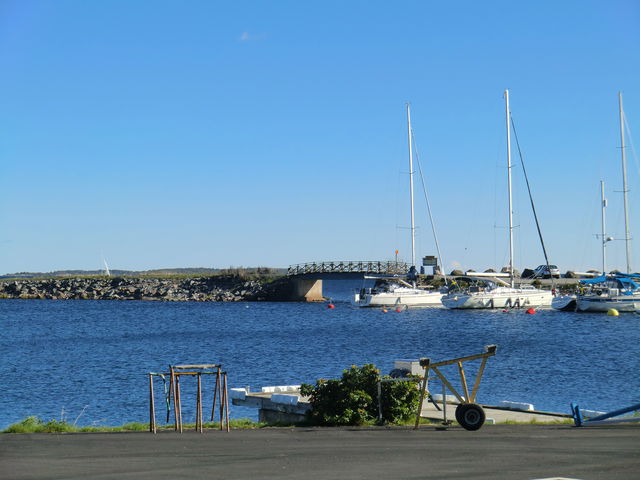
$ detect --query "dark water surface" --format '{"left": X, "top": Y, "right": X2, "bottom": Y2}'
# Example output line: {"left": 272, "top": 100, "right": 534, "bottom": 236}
{"left": 1, "top": 288, "right": 639, "bottom": 428}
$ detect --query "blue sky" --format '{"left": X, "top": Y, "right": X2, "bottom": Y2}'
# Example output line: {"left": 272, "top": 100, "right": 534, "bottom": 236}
{"left": 1, "top": 0, "right": 639, "bottom": 274}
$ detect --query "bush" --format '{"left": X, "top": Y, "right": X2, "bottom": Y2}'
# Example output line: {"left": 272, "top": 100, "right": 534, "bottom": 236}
{"left": 300, "top": 364, "right": 420, "bottom": 426}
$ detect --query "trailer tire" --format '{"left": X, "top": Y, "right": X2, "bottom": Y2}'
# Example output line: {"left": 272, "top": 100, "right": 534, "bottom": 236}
{"left": 455, "top": 403, "right": 486, "bottom": 431}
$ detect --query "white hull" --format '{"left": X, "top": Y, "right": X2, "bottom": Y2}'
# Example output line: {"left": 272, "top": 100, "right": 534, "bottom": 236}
{"left": 441, "top": 287, "right": 553, "bottom": 309}
{"left": 576, "top": 294, "right": 640, "bottom": 313}
{"left": 354, "top": 287, "right": 443, "bottom": 307}
{"left": 551, "top": 295, "right": 577, "bottom": 311}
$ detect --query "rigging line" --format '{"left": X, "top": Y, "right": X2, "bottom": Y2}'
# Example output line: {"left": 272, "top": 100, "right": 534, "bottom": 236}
{"left": 623, "top": 114, "right": 640, "bottom": 185}
{"left": 410, "top": 128, "right": 448, "bottom": 285}
{"left": 509, "top": 115, "right": 555, "bottom": 287}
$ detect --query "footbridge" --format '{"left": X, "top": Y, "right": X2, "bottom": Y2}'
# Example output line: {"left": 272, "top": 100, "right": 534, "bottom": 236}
{"left": 287, "top": 261, "right": 410, "bottom": 302}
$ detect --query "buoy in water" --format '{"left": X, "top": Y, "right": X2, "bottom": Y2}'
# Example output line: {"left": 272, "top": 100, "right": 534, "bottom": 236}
{"left": 607, "top": 308, "right": 619, "bottom": 316}
{"left": 381, "top": 308, "right": 388, "bottom": 313}
{"left": 327, "top": 303, "right": 335, "bottom": 309}
{"left": 526, "top": 308, "right": 536, "bottom": 314}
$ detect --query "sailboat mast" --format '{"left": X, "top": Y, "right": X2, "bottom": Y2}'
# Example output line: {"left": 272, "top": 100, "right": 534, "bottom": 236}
{"left": 406, "top": 103, "right": 416, "bottom": 268}
{"left": 619, "top": 92, "right": 631, "bottom": 274}
{"left": 601, "top": 180, "right": 607, "bottom": 275}
{"left": 505, "top": 89, "right": 514, "bottom": 288}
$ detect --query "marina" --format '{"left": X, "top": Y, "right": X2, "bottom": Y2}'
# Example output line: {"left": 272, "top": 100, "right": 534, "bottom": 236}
{"left": 1, "top": 295, "right": 638, "bottom": 431}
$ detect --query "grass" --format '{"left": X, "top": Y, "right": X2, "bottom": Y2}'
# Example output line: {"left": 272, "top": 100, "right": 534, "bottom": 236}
{"left": 3, "top": 414, "right": 579, "bottom": 434}
{"left": 2, "top": 416, "right": 269, "bottom": 434}
{"left": 498, "top": 418, "right": 574, "bottom": 425}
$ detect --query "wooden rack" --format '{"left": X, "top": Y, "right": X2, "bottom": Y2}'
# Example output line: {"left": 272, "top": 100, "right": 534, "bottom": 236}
{"left": 148, "top": 364, "right": 230, "bottom": 434}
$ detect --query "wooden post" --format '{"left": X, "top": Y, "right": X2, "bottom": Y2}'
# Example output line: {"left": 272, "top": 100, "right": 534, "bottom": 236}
{"left": 196, "top": 373, "right": 203, "bottom": 433}
{"left": 223, "top": 372, "right": 230, "bottom": 432}
{"left": 414, "top": 359, "right": 430, "bottom": 429}
{"left": 457, "top": 361, "right": 470, "bottom": 402}
{"left": 176, "top": 375, "right": 183, "bottom": 433}
{"left": 470, "top": 356, "right": 489, "bottom": 403}
{"left": 170, "top": 366, "right": 179, "bottom": 431}
{"left": 211, "top": 368, "right": 220, "bottom": 422}
{"left": 149, "top": 374, "right": 156, "bottom": 434}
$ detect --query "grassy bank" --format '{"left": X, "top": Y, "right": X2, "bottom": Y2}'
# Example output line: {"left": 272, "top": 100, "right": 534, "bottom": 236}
{"left": 2, "top": 416, "right": 267, "bottom": 433}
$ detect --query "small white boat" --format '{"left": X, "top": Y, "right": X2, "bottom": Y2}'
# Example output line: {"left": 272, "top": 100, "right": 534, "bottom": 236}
{"left": 354, "top": 278, "right": 444, "bottom": 307}
{"left": 441, "top": 90, "right": 552, "bottom": 310}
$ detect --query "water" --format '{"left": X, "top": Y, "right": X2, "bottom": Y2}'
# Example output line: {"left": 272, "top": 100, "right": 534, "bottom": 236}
{"left": 1, "top": 285, "right": 639, "bottom": 429}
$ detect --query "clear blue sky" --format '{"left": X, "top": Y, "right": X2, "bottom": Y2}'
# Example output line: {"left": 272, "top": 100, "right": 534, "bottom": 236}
{"left": 1, "top": 0, "right": 639, "bottom": 274}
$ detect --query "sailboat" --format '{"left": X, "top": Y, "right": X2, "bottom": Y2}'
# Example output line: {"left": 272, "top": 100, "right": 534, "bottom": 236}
{"left": 573, "top": 92, "right": 640, "bottom": 313}
{"left": 441, "top": 90, "right": 553, "bottom": 309}
{"left": 354, "top": 104, "right": 446, "bottom": 308}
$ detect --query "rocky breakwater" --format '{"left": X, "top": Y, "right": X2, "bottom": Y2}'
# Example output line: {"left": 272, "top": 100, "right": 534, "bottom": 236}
{"left": 0, "top": 275, "right": 290, "bottom": 302}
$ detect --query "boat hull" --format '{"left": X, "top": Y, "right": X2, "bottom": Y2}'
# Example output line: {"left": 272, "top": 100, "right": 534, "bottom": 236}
{"left": 354, "top": 289, "right": 443, "bottom": 307}
{"left": 551, "top": 295, "right": 577, "bottom": 312}
{"left": 576, "top": 295, "right": 640, "bottom": 313}
{"left": 441, "top": 288, "right": 553, "bottom": 309}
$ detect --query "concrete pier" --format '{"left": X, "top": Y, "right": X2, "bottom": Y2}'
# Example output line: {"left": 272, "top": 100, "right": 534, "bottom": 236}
{"left": 231, "top": 387, "right": 571, "bottom": 424}
{"left": 290, "top": 278, "right": 324, "bottom": 302}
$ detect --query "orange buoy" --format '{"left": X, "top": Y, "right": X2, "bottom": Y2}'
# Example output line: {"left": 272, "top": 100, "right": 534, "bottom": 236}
{"left": 526, "top": 307, "right": 536, "bottom": 314}
{"left": 381, "top": 308, "right": 388, "bottom": 313}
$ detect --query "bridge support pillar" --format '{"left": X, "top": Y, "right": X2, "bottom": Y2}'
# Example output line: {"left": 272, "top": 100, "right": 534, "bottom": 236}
{"left": 291, "top": 278, "right": 324, "bottom": 302}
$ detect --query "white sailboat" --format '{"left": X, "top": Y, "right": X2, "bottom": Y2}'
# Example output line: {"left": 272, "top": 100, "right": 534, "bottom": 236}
{"left": 441, "top": 90, "right": 553, "bottom": 309}
{"left": 574, "top": 92, "right": 640, "bottom": 313}
{"left": 354, "top": 104, "right": 445, "bottom": 308}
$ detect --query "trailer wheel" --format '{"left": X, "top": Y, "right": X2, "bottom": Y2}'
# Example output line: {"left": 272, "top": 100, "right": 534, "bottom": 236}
{"left": 455, "top": 403, "right": 486, "bottom": 431}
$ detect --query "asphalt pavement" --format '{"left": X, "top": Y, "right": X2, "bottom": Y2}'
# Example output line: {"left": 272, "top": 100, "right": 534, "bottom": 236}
{"left": 1, "top": 424, "right": 638, "bottom": 480}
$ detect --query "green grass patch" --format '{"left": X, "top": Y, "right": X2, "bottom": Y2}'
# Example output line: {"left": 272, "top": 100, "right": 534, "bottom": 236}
{"left": 2, "top": 417, "right": 269, "bottom": 434}
{"left": 499, "top": 418, "right": 574, "bottom": 425}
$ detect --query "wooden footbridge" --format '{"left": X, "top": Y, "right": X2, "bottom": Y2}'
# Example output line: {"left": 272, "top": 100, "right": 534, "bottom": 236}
{"left": 288, "top": 261, "right": 410, "bottom": 278}
{"left": 286, "top": 260, "right": 411, "bottom": 302}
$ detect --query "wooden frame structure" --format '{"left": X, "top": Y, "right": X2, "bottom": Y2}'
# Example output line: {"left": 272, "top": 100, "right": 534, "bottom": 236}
{"left": 414, "top": 345, "right": 497, "bottom": 430}
{"left": 148, "top": 364, "right": 230, "bottom": 434}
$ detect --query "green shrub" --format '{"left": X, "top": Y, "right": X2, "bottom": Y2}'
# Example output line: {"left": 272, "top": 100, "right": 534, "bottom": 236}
{"left": 300, "top": 364, "right": 420, "bottom": 426}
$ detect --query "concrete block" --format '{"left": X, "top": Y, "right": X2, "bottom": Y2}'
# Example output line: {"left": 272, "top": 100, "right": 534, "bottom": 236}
{"left": 271, "top": 394, "right": 299, "bottom": 406}
{"left": 432, "top": 394, "right": 460, "bottom": 403}
{"left": 500, "top": 400, "right": 534, "bottom": 411}
{"left": 261, "top": 385, "right": 300, "bottom": 393}
{"left": 229, "top": 388, "right": 247, "bottom": 401}
{"left": 394, "top": 360, "right": 423, "bottom": 376}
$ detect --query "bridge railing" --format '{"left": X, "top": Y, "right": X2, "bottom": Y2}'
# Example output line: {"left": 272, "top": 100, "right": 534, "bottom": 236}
{"left": 287, "top": 261, "right": 410, "bottom": 277}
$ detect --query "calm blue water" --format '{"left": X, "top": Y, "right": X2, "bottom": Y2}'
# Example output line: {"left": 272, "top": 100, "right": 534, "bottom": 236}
{"left": 1, "top": 283, "right": 639, "bottom": 428}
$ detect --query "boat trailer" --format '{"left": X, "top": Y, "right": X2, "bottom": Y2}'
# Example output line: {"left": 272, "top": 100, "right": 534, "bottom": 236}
{"left": 414, "top": 344, "right": 498, "bottom": 431}
{"left": 571, "top": 402, "right": 640, "bottom": 427}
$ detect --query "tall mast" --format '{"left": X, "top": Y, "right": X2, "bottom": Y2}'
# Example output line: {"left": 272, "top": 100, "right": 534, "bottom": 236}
{"left": 601, "top": 180, "right": 608, "bottom": 275}
{"left": 505, "top": 89, "right": 514, "bottom": 287}
{"left": 619, "top": 92, "right": 631, "bottom": 273}
{"left": 406, "top": 103, "right": 416, "bottom": 268}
